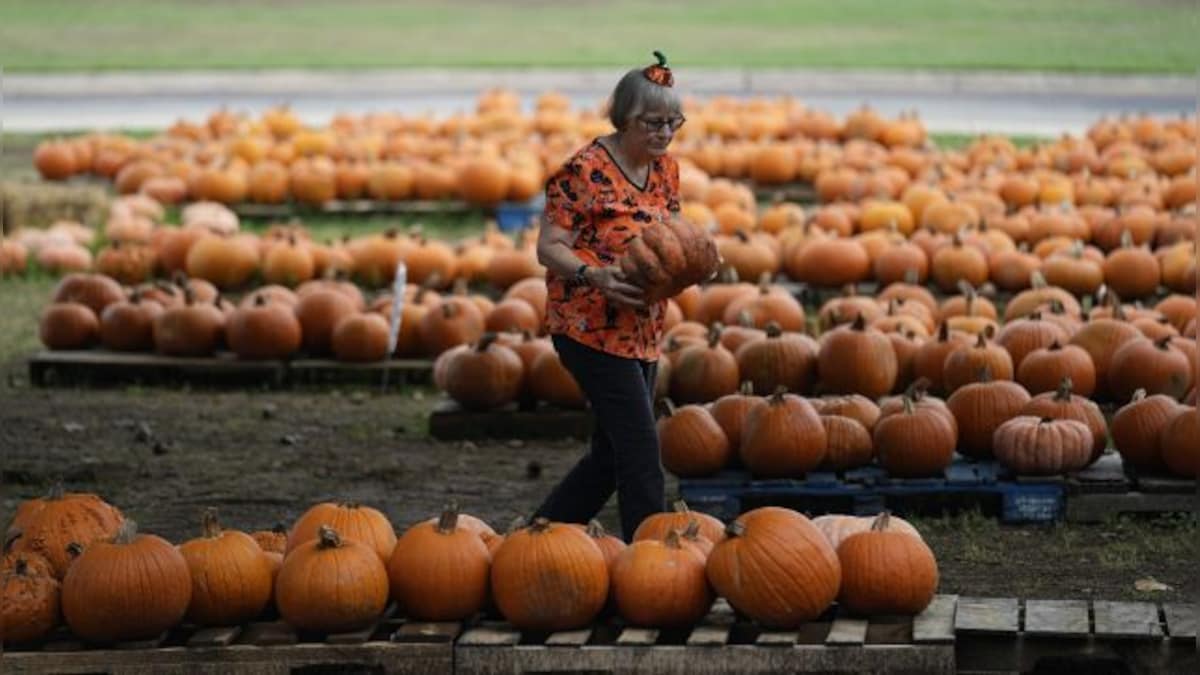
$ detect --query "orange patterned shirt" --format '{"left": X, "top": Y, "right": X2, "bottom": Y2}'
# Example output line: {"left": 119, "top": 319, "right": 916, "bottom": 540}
{"left": 544, "top": 140, "right": 680, "bottom": 361}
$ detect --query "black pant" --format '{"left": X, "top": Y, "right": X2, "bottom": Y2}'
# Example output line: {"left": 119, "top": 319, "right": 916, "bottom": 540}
{"left": 534, "top": 334, "right": 665, "bottom": 541}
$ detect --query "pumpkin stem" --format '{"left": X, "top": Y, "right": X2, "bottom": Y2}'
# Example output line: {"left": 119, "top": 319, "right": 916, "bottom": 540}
{"left": 437, "top": 504, "right": 460, "bottom": 534}
{"left": 529, "top": 517, "right": 551, "bottom": 533}
{"left": 65, "top": 542, "right": 84, "bottom": 559}
{"left": 901, "top": 395, "right": 915, "bottom": 415}
{"left": 3, "top": 529, "right": 21, "bottom": 553}
{"left": 1048, "top": 340, "right": 1062, "bottom": 351}
{"left": 983, "top": 323, "right": 996, "bottom": 340}
{"left": 664, "top": 530, "right": 683, "bottom": 549}
{"left": 974, "top": 332, "right": 988, "bottom": 349}
{"left": 1131, "top": 388, "right": 1147, "bottom": 403}
{"left": 725, "top": 520, "right": 746, "bottom": 538}
{"left": 441, "top": 302, "right": 457, "bottom": 319}
{"left": 764, "top": 322, "right": 782, "bottom": 338}
{"left": 770, "top": 385, "right": 788, "bottom": 403}
{"left": 671, "top": 500, "right": 691, "bottom": 514}
{"left": 13, "top": 557, "right": 29, "bottom": 576}
{"left": 738, "top": 380, "right": 754, "bottom": 395}
{"left": 476, "top": 332, "right": 498, "bottom": 351}
{"left": 1055, "top": 377, "right": 1075, "bottom": 400}
{"left": 870, "top": 511, "right": 892, "bottom": 532}
{"left": 904, "top": 377, "right": 931, "bottom": 401}
{"left": 706, "top": 324, "right": 722, "bottom": 348}
{"left": 505, "top": 515, "right": 526, "bottom": 534}
{"left": 1030, "top": 270, "right": 1048, "bottom": 290}
{"left": 903, "top": 268, "right": 920, "bottom": 285}
{"left": 1039, "top": 417, "right": 1055, "bottom": 425}
{"left": 682, "top": 520, "right": 701, "bottom": 540}
{"left": 586, "top": 519, "right": 607, "bottom": 539}
{"left": 851, "top": 313, "right": 867, "bottom": 331}
{"left": 1119, "top": 229, "right": 1133, "bottom": 249}
{"left": 46, "top": 482, "right": 66, "bottom": 501}
{"left": 736, "top": 310, "right": 754, "bottom": 328}
{"left": 201, "top": 508, "right": 222, "bottom": 539}
{"left": 113, "top": 520, "right": 138, "bottom": 546}
{"left": 316, "top": 525, "right": 342, "bottom": 549}
{"left": 1154, "top": 335, "right": 1173, "bottom": 350}
{"left": 937, "top": 321, "right": 950, "bottom": 342}
{"left": 659, "top": 398, "right": 677, "bottom": 418}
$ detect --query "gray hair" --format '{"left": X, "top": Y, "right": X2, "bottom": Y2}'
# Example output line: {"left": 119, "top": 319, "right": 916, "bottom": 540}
{"left": 607, "top": 68, "right": 683, "bottom": 130}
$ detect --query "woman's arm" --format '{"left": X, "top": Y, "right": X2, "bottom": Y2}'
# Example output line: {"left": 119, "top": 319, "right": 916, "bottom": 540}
{"left": 537, "top": 224, "right": 645, "bottom": 309}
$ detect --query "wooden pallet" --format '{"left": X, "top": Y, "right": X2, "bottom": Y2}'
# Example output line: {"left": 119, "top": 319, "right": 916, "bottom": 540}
{"left": 428, "top": 398, "right": 593, "bottom": 441}
{"left": 27, "top": 351, "right": 433, "bottom": 389}
{"left": 954, "top": 597, "right": 1197, "bottom": 674}
{"left": 679, "top": 455, "right": 1064, "bottom": 524}
{"left": 456, "top": 596, "right": 957, "bottom": 675}
{"left": 1, "top": 608, "right": 461, "bottom": 675}
{"left": 1064, "top": 453, "right": 1195, "bottom": 523}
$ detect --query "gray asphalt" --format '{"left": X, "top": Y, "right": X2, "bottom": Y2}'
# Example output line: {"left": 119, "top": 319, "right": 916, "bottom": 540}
{"left": 3, "top": 68, "right": 1194, "bottom": 136}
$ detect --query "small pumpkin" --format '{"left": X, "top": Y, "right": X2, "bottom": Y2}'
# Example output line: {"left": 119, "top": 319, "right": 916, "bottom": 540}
{"left": 993, "top": 416, "right": 1093, "bottom": 475}
{"left": 276, "top": 526, "right": 389, "bottom": 633}
{"left": 332, "top": 313, "right": 390, "bottom": 362}
{"left": 286, "top": 501, "right": 397, "bottom": 562}
{"left": 612, "top": 531, "right": 713, "bottom": 628}
{"left": 811, "top": 513, "right": 921, "bottom": 551}
{"left": 442, "top": 333, "right": 525, "bottom": 411}
{"left": 810, "top": 394, "right": 882, "bottom": 432}
{"left": 529, "top": 350, "right": 585, "bottom": 408}
{"left": 633, "top": 501, "right": 725, "bottom": 546}
{"left": 836, "top": 513, "right": 938, "bottom": 616}
{"left": 874, "top": 395, "right": 957, "bottom": 476}
{"left": 178, "top": 510, "right": 274, "bottom": 626}
{"left": 817, "top": 314, "right": 898, "bottom": 399}
{"left": 912, "top": 322, "right": 973, "bottom": 395}
{"left": 657, "top": 399, "right": 732, "bottom": 478}
{"left": 943, "top": 329, "right": 1014, "bottom": 393}
{"left": 489, "top": 518, "right": 609, "bottom": 632}
{"left": 735, "top": 322, "right": 818, "bottom": 395}
{"left": 61, "top": 520, "right": 192, "bottom": 643}
{"left": 226, "top": 294, "right": 303, "bottom": 360}
{"left": 669, "top": 325, "right": 739, "bottom": 404}
{"left": 40, "top": 302, "right": 100, "bottom": 350}
{"left": 709, "top": 381, "right": 763, "bottom": 453}
{"left": 946, "top": 373, "right": 1031, "bottom": 459}
{"left": 387, "top": 506, "right": 491, "bottom": 621}
{"left": 820, "top": 415, "right": 875, "bottom": 471}
{"left": 1, "top": 555, "right": 61, "bottom": 644}
{"left": 1016, "top": 341, "right": 1097, "bottom": 398}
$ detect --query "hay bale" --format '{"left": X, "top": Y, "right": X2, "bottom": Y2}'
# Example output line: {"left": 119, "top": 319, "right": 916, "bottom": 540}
{"left": 1, "top": 181, "right": 110, "bottom": 235}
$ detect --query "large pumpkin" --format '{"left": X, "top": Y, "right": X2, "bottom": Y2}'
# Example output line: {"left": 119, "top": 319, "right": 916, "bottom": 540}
{"left": 490, "top": 518, "right": 609, "bottom": 632}
{"left": 1108, "top": 336, "right": 1193, "bottom": 402}
{"left": 387, "top": 506, "right": 491, "bottom": 621}
{"left": 611, "top": 531, "right": 713, "bottom": 628}
{"left": 286, "top": 502, "right": 397, "bottom": 562}
{"left": 837, "top": 513, "right": 938, "bottom": 616}
{"left": 740, "top": 387, "right": 828, "bottom": 478}
{"left": 705, "top": 507, "right": 840, "bottom": 628}
{"left": 619, "top": 217, "right": 721, "bottom": 302}
{"left": 276, "top": 526, "right": 390, "bottom": 633}
{"left": 61, "top": 521, "right": 192, "bottom": 643}
{"left": 178, "top": 510, "right": 274, "bottom": 626}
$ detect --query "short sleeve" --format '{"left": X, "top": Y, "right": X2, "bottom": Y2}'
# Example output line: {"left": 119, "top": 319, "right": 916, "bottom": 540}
{"left": 664, "top": 156, "right": 681, "bottom": 213}
{"left": 543, "top": 160, "right": 592, "bottom": 231}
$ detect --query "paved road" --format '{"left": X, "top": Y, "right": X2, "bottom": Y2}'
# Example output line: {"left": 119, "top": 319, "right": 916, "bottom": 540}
{"left": 3, "top": 69, "right": 1193, "bottom": 136}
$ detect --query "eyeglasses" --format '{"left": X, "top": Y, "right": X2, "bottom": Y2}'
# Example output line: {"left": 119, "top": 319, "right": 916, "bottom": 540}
{"left": 636, "top": 115, "right": 686, "bottom": 133}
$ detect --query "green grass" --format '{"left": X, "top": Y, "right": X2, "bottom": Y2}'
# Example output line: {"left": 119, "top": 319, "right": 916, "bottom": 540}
{"left": 0, "top": 1, "right": 1194, "bottom": 73}
{"left": 0, "top": 276, "right": 56, "bottom": 372}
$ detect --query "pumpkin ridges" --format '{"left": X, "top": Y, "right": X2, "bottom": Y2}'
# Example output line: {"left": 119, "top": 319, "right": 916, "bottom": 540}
{"left": 387, "top": 505, "right": 491, "bottom": 621}
{"left": 276, "top": 525, "right": 390, "bottom": 633}
{"left": 178, "top": 509, "right": 273, "bottom": 627}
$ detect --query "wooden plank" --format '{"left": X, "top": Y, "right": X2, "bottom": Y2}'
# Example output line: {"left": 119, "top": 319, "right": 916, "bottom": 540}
{"left": 325, "top": 621, "right": 379, "bottom": 644}
{"left": 913, "top": 594, "right": 957, "bottom": 644}
{"left": 115, "top": 632, "right": 167, "bottom": 649}
{"left": 824, "top": 616, "right": 868, "bottom": 645}
{"left": 615, "top": 627, "right": 658, "bottom": 646}
{"left": 545, "top": 628, "right": 593, "bottom": 646}
{"left": 456, "top": 624, "right": 521, "bottom": 646}
{"left": 186, "top": 625, "right": 241, "bottom": 647}
{"left": 955, "top": 597, "right": 1019, "bottom": 635}
{"left": 1163, "top": 603, "right": 1196, "bottom": 642}
{"left": 755, "top": 629, "right": 799, "bottom": 646}
{"left": 1066, "top": 492, "right": 1195, "bottom": 522}
{"left": 1135, "top": 475, "right": 1196, "bottom": 494}
{"left": 685, "top": 624, "right": 730, "bottom": 646}
{"left": 1093, "top": 600, "right": 1163, "bottom": 639}
{"left": 1024, "top": 599, "right": 1090, "bottom": 637}
{"left": 392, "top": 621, "right": 461, "bottom": 643}
{"left": 240, "top": 621, "right": 298, "bottom": 646}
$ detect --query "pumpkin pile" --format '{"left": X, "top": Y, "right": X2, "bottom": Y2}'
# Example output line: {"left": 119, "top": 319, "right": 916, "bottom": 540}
{"left": 3, "top": 489, "right": 941, "bottom": 645}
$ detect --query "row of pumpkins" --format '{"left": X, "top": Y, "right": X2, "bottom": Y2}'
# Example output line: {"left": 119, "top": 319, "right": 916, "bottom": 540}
{"left": 657, "top": 381, "right": 1198, "bottom": 480}
{"left": 3, "top": 490, "right": 938, "bottom": 645}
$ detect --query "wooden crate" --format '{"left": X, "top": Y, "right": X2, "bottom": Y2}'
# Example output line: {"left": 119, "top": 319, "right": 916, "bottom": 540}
{"left": 288, "top": 358, "right": 433, "bottom": 387}
{"left": 455, "top": 596, "right": 957, "bottom": 675}
{"left": 1064, "top": 453, "right": 1195, "bottom": 523}
{"left": 954, "top": 597, "right": 1197, "bottom": 674}
{"left": 428, "top": 399, "right": 593, "bottom": 441}
{"left": 1, "top": 610, "right": 460, "bottom": 675}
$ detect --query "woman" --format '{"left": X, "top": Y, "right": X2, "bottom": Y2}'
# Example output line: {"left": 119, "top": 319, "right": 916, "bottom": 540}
{"left": 532, "top": 52, "right": 687, "bottom": 541}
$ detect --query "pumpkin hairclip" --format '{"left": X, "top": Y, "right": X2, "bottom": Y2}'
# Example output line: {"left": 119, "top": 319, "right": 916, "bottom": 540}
{"left": 642, "top": 50, "right": 674, "bottom": 88}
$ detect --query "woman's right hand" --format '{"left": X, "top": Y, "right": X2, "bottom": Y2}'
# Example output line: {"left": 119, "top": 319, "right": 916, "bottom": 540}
{"left": 586, "top": 266, "right": 646, "bottom": 309}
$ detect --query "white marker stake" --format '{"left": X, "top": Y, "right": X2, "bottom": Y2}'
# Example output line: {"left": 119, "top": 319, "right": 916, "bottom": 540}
{"left": 382, "top": 261, "right": 407, "bottom": 393}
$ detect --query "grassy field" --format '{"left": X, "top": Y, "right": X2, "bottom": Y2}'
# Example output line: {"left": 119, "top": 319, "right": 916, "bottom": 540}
{"left": 0, "top": 0, "right": 1193, "bottom": 73}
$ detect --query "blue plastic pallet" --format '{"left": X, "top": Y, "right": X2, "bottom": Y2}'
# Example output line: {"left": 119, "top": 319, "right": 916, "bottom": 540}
{"left": 678, "top": 456, "right": 1064, "bottom": 524}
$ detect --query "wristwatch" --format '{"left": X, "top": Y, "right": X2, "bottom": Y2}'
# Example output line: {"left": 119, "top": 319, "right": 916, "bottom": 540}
{"left": 572, "top": 264, "right": 591, "bottom": 287}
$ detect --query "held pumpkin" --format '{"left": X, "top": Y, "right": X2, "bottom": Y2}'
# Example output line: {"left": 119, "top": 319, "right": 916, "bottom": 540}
{"left": 387, "top": 506, "right": 491, "bottom": 621}
{"left": 61, "top": 520, "right": 192, "bottom": 643}
{"left": 178, "top": 509, "right": 274, "bottom": 626}
{"left": 619, "top": 217, "right": 720, "bottom": 302}
{"left": 276, "top": 526, "right": 390, "bottom": 634}
{"left": 489, "top": 518, "right": 609, "bottom": 632}
{"left": 836, "top": 513, "right": 938, "bottom": 616}
{"left": 705, "top": 507, "right": 840, "bottom": 628}
{"left": 611, "top": 531, "right": 713, "bottom": 628}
